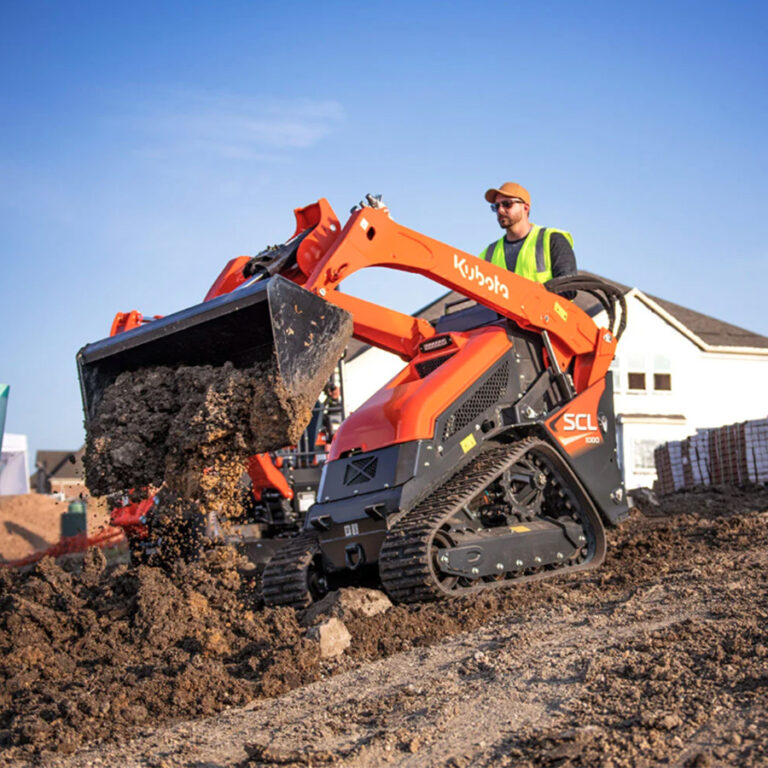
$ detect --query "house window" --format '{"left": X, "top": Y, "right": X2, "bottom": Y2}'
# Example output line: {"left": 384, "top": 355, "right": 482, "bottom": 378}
{"left": 653, "top": 354, "right": 672, "bottom": 392}
{"left": 627, "top": 352, "right": 646, "bottom": 392}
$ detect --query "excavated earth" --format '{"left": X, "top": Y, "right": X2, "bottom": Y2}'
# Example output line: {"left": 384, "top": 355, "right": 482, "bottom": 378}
{"left": 1, "top": 486, "right": 768, "bottom": 768}
{"left": 84, "top": 361, "right": 314, "bottom": 509}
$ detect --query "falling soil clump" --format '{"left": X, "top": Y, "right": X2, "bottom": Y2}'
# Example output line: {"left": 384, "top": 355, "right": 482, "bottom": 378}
{"left": 84, "top": 360, "right": 313, "bottom": 511}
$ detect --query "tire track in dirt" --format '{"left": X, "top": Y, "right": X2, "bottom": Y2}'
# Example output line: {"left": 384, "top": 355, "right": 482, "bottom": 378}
{"left": 36, "top": 593, "right": 699, "bottom": 768}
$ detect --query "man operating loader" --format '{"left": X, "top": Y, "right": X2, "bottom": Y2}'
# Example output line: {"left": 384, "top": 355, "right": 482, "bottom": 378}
{"left": 480, "top": 182, "right": 577, "bottom": 282}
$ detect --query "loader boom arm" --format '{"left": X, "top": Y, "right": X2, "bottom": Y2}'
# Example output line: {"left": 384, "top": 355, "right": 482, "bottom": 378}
{"left": 294, "top": 204, "right": 616, "bottom": 392}
{"left": 99, "top": 198, "right": 616, "bottom": 400}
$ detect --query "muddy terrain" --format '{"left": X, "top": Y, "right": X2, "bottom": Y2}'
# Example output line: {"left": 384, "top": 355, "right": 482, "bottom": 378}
{"left": 1, "top": 486, "right": 767, "bottom": 767}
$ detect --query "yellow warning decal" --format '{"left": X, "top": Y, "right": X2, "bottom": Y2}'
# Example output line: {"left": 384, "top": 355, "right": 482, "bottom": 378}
{"left": 460, "top": 433, "right": 477, "bottom": 453}
{"left": 554, "top": 301, "right": 568, "bottom": 322}
{"left": 509, "top": 525, "right": 531, "bottom": 533}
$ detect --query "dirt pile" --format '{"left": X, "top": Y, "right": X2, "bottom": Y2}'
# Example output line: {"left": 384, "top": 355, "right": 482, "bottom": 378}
{"left": 0, "top": 547, "right": 321, "bottom": 763}
{"left": 84, "top": 361, "right": 314, "bottom": 510}
{"left": 508, "top": 612, "right": 768, "bottom": 767}
{"left": 497, "top": 499, "right": 768, "bottom": 768}
{"left": 1, "top": 485, "right": 767, "bottom": 766}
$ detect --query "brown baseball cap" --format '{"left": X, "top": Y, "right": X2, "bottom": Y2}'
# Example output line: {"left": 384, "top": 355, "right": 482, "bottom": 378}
{"left": 484, "top": 182, "right": 530, "bottom": 205}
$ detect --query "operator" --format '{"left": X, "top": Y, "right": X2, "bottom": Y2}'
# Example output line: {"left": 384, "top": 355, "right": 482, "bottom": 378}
{"left": 322, "top": 381, "right": 343, "bottom": 437}
{"left": 480, "top": 182, "right": 577, "bottom": 282}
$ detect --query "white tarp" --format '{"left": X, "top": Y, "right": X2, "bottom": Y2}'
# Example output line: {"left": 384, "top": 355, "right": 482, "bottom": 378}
{"left": 0, "top": 433, "right": 30, "bottom": 496}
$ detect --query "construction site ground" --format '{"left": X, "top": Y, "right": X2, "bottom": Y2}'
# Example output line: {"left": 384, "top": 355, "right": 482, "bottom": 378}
{"left": 1, "top": 485, "right": 767, "bottom": 768}
{"left": 0, "top": 494, "right": 112, "bottom": 563}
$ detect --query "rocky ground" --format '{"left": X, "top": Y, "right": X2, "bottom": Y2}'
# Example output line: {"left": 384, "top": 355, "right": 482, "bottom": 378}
{"left": 1, "top": 485, "right": 767, "bottom": 768}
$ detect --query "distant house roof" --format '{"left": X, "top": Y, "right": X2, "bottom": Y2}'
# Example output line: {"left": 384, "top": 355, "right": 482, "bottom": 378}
{"left": 345, "top": 337, "right": 370, "bottom": 362}
{"left": 642, "top": 294, "right": 768, "bottom": 350}
{"left": 33, "top": 448, "right": 85, "bottom": 480}
{"left": 575, "top": 272, "right": 768, "bottom": 351}
{"left": 344, "top": 271, "right": 768, "bottom": 360}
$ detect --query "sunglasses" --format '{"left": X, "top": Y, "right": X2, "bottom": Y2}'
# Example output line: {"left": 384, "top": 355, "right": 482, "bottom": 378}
{"left": 490, "top": 198, "right": 526, "bottom": 212}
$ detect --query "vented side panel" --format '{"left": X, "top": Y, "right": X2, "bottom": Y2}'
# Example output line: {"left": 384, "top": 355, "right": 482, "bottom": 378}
{"left": 343, "top": 456, "right": 379, "bottom": 485}
{"left": 442, "top": 361, "right": 509, "bottom": 440}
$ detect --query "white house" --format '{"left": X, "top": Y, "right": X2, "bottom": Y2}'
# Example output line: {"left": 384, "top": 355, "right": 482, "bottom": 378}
{"left": 0, "top": 434, "right": 30, "bottom": 496}
{"left": 341, "top": 275, "right": 768, "bottom": 490}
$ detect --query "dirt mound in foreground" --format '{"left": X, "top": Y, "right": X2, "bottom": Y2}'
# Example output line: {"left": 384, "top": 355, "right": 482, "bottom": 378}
{"left": 0, "top": 486, "right": 767, "bottom": 766}
{"left": 0, "top": 547, "right": 319, "bottom": 762}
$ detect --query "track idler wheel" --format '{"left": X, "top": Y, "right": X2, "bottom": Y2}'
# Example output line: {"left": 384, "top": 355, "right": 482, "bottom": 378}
{"left": 262, "top": 535, "right": 328, "bottom": 609}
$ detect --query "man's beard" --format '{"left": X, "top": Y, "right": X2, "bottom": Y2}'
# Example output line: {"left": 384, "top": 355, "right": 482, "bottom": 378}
{"left": 498, "top": 211, "right": 522, "bottom": 229}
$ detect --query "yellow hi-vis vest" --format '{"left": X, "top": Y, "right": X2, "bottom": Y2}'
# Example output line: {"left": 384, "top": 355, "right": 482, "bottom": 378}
{"left": 478, "top": 225, "right": 573, "bottom": 283}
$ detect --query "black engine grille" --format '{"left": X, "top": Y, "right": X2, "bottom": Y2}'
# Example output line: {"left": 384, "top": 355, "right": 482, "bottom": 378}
{"left": 442, "top": 361, "right": 509, "bottom": 440}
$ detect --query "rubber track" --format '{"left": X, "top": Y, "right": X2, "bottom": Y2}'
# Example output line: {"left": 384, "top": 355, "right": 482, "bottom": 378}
{"left": 378, "top": 437, "right": 603, "bottom": 603}
{"left": 262, "top": 534, "right": 319, "bottom": 608}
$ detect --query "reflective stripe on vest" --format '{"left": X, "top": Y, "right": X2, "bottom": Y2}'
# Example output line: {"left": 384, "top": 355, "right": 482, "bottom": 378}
{"left": 478, "top": 226, "right": 573, "bottom": 283}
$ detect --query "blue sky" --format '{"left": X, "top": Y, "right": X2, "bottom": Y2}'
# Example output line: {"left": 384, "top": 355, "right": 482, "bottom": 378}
{"left": 1, "top": 1, "right": 766, "bottom": 461}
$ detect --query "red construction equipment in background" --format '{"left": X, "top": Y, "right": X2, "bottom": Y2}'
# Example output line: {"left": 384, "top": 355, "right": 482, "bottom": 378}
{"left": 0, "top": 526, "right": 125, "bottom": 570}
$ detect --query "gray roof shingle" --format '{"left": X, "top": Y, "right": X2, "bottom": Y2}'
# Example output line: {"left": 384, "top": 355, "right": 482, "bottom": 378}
{"left": 33, "top": 449, "right": 84, "bottom": 480}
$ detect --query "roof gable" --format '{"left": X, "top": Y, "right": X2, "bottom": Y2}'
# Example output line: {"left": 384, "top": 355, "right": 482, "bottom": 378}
{"left": 642, "top": 293, "right": 768, "bottom": 350}
{"left": 572, "top": 274, "right": 768, "bottom": 352}
{"left": 33, "top": 448, "right": 84, "bottom": 480}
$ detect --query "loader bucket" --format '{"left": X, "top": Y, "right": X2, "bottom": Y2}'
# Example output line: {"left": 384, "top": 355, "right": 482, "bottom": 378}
{"left": 77, "top": 276, "right": 353, "bottom": 446}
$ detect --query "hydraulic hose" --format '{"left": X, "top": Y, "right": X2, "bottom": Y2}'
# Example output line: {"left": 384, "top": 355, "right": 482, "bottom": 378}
{"left": 545, "top": 275, "right": 627, "bottom": 341}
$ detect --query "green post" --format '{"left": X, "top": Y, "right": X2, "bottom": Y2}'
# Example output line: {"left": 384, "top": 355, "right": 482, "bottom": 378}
{"left": 62, "top": 500, "right": 88, "bottom": 537}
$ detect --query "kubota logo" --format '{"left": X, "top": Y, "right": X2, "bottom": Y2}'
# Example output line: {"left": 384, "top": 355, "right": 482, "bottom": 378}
{"left": 453, "top": 255, "right": 510, "bottom": 299}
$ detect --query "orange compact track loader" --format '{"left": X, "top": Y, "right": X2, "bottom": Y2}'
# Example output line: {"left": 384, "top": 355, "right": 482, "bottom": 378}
{"left": 78, "top": 195, "right": 628, "bottom": 605}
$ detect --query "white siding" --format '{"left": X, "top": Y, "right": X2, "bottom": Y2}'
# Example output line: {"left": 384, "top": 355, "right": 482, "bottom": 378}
{"left": 344, "top": 347, "right": 404, "bottom": 412}
{"left": 694, "top": 353, "right": 768, "bottom": 426}
{"left": 598, "top": 294, "right": 768, "bottom": 488}
{"left": 608, "top": 297, "right": 698, "bottom": 419}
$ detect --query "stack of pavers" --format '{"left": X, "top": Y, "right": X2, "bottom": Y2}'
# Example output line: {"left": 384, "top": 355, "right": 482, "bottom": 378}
{"left": 688, "top": 430, "right": 710, "bottom": 486}
{"left": 654, "top": 417, "right": 768, "bottom": 495}
{"left": 745, "top": 418, "right": 768, "bottom": 483}
{"left": 654, "top": 442, "right": 676, "bottom": 496}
